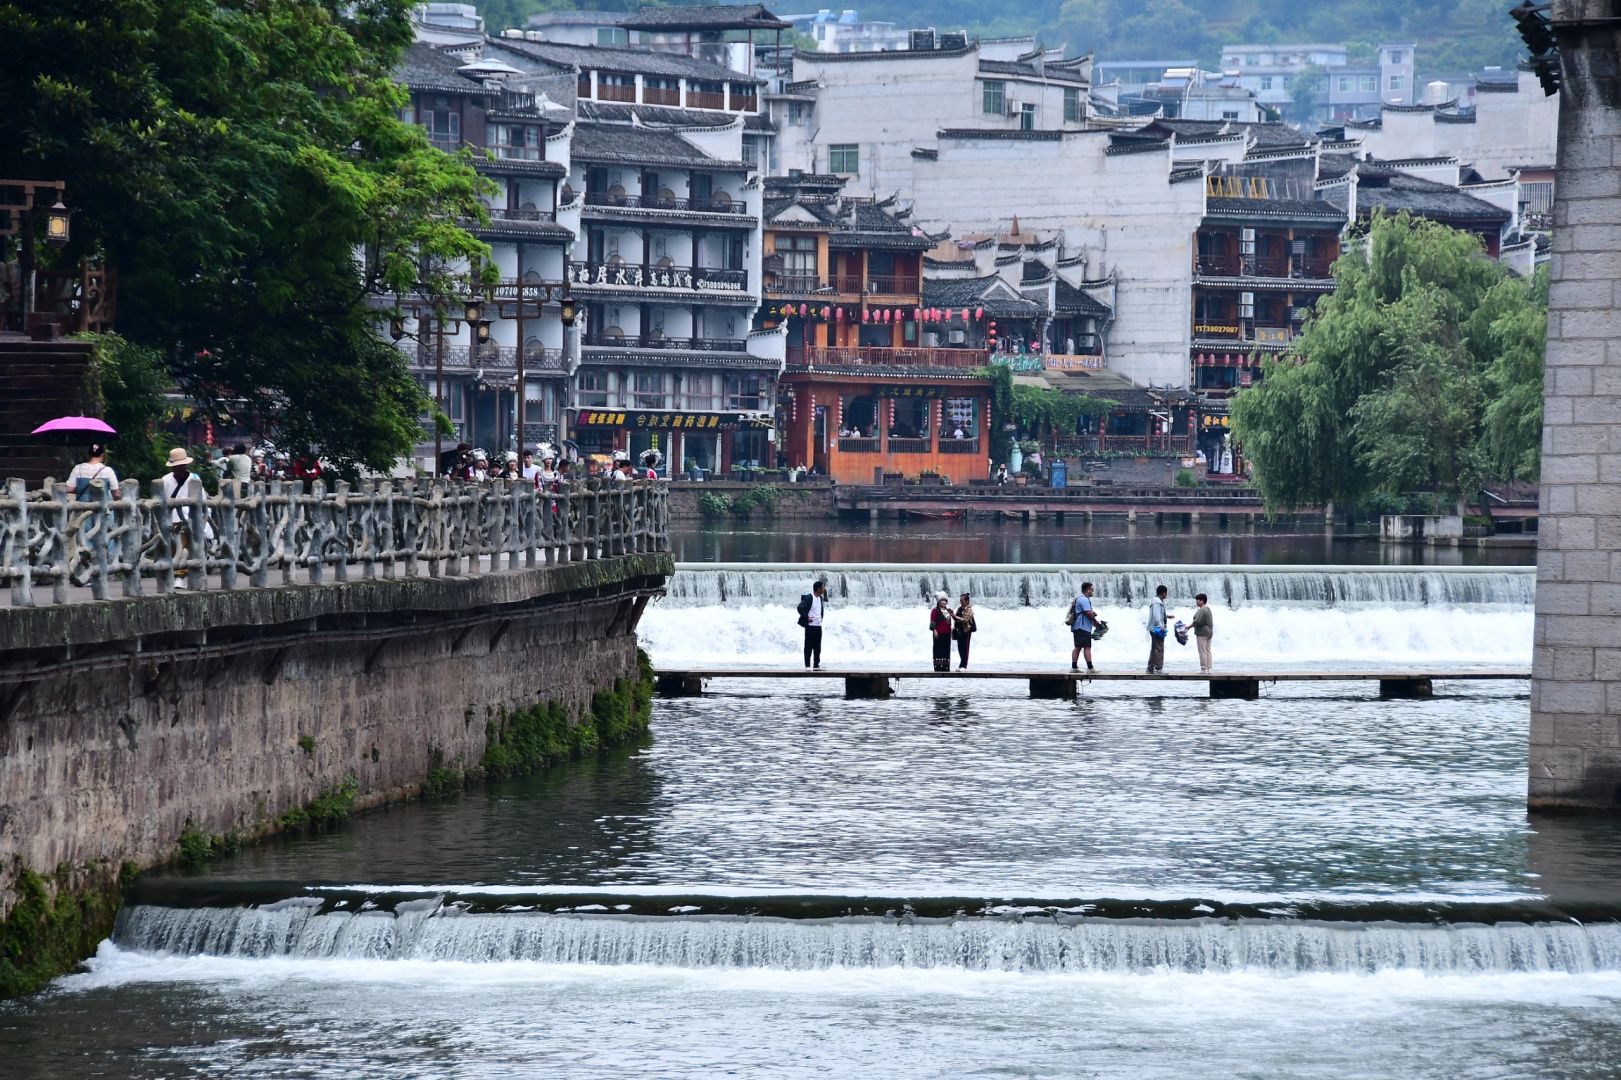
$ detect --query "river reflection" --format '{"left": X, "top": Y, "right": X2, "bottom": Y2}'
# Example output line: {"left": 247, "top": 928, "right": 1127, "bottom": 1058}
{"left": 670, "top": 520, "right": 1536, "bottom": 567}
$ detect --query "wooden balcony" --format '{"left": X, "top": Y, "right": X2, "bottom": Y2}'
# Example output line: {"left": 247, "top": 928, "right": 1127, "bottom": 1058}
{"left": 583, "top": 333, "right": 749, "bottom": 353}
{"left": 787, "top": 346, "right": 988, "bottom": 370}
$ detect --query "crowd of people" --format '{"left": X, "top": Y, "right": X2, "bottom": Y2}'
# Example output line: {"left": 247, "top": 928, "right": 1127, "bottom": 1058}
{"left": 791, "top": 579, "right": 1217, "bottom": 675}
{"left": 438, "top": 442, "right": 661, "bottom": 486}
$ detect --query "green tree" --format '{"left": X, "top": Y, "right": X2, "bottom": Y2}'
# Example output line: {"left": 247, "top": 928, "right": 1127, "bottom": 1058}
{"left": 1, "top": 0, "right": 492, "bottom": 475}
{"left": 1230, "top": 212, "right": 1545, "bottom": 516}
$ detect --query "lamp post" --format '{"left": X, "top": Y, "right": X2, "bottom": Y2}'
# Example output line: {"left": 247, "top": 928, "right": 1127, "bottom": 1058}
{"left": 0, "top": 180, "right": 70, "bottom": 329}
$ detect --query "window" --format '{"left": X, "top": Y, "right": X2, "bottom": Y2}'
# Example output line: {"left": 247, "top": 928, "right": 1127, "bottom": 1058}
{"left": 423, "top": 109, "right": 460, "bottom": 151}
{"left": 982, "top": 80, "right": 1005, "bottom": 115}
{"left": 1389, "top": 75, "right": 1405, "bottom": 92}
{"left": 577, "top": 370, "right": 612, "bottom": 408}
{"left": 633, "top": 372, "right": 669, "bottom": 409}
{"left": 1239, "top": 291, "right": 1255, "bottom": 320}
{"left": 829, "top": 143, "right": 859, "bottom": 174}
{"left": 596, "top": 27, "right": 628, "bottom": 45}
{"left": 490, "top": 124, "right": 541, "bottom": 161}
{"left": 1019, "top": 102, "right": 1035, "bottom": 131}
{"left": 780, "top": 234, "right": 817, "bottom": 278}
{"left": 741, "top": 139, "right": 758, "bottom": 167}
{"left": 1259, "top": 75, "right": 1275, "bottom": 91}
{"left": 1521, "top": 180, "right": 1554, "bottom": 214}
{"left": 1387, "top": 49, "right": 1404, "bottom": 64}
{"left": 1359, "top": 75, "right": 1376, "bottom": 92}
{"left": 728, "top": 374, "right": 767, "bottom": 410}
{"left": 1336, "top": 76, "right": 1354, "bottom": 93}
{"left": 1063, "top": 87, "right": 1081, "bottom": 123}
{"left": 683, "top": 373, "right": 722, "bottom": 410}
{"left": 1221, "top": 110, "right": 1239, "bottom": 120}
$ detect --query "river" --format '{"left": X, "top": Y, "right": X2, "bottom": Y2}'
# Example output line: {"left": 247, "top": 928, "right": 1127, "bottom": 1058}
{"left": 7, "top": 536, "right": 1621, "bottom": 1080}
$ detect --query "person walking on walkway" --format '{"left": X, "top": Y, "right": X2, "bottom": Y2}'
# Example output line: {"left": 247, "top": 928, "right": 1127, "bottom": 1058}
{"left": 930, "top": 592, "right": 954, "bottom": 672}
{"left": 798, "top": 580, "right": 827, "bottom": 669}
{"left": 1146, "top": 584, "right": 1169, "bottom": 674}
{"left": 1070, "top": 581, "right": 1106, "bottom": 672}
{"left": 1191, "top": 593, "right": 1214, "bottom": 672}
{"left": 952, "top": 593, "right": 977, "bottom": 670}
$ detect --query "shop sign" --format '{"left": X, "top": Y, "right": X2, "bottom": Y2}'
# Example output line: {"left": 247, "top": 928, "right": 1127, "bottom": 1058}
{"left": 568, "top": 263, "right": 745, "bottom": 292}
{"left": 1044, "top": 353, "right": 1104, "bottom": 371}
{"left": 576, "top": 409, "right": 743, "bottom": 430}
{"left": 879, "top": 385, "right": 958, "bottom": 399}
{"left": 1193, "top": 324, "right": 1241, "bottom": 336}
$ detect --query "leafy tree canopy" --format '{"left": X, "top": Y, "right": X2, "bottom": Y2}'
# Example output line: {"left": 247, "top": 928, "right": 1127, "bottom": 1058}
{"left": 1229, "top": 212, "right": 1546, "bottom": 516}
{"left": 0, "top": 0, "right": 492, "bottom": 475}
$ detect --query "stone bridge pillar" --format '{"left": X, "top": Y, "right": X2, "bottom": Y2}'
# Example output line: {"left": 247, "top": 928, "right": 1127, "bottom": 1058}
{"left": 1530, "top": 1, "right": 1621, "bottom": 811}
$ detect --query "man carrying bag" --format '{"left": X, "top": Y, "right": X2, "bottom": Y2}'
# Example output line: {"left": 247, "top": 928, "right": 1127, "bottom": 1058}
{"left": 798, "top": 580, "right": 827, "bottom": 669}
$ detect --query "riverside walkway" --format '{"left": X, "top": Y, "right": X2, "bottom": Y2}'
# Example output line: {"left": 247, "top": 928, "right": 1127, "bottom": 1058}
{"left": 655, "top": 668, "right": 1531, "bottom": 701}
{"left": 0, "top": 477, "right": 667, "bottom": 607}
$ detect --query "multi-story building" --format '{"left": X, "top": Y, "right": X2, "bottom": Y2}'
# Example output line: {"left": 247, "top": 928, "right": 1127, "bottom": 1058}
{"left": 1218, "top": 41, "right": 1413, "bottom": 120}
{"left": 757, "top": 174, "right": 992, "bottom": 483}
{"left": 394, "top": 43, "right": 578, "bottom": 466}
{"left": 780, "top": 37, "right": 1093, "bottom": 192}
{"left": 792, "top": 9, "right": 913, "bottom": 54}
{"left": 1340, "top": 66, "right": 1559, "bottom": 181}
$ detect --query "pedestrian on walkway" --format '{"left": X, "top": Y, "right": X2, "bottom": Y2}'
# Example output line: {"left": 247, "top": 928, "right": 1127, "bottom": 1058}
{"left": 952, "top": 593, "right": 977, "bottom": 670}
{"left": 1069, "top": 581, "right": 1106, "bottom": 672}
{"left": 1191, "top": 593, "right": 1214, "bottom": 672}
{"left": 930, "top": 592, "right": 954, "bottom": 672}
{"left": 798, "top": 580, "right": 827, "bottom": 669}
{"left": 66, "top": 444, "right": 119, "bottom": 503}
{"left": 159, "top": 448, "right": 206, "bottom": 586}
{"left": 1146, "top": 584, "right": 1169, "bottom": 674}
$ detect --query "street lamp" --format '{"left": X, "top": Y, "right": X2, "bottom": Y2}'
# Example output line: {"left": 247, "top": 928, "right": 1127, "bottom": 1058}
{"left": 44, "top": 199, "right": 70, "bottom": 247}
{"left": 559, "top": 295, "right": 578, "bottom": 326}
{"left": 388, "top": 315, "right": 406, "bottom": 341}
{"left": 464, "top": 299, "right": 484, "bottom": 324}
{"left": 476, "top": 319, "right": 492, "bottom": 344}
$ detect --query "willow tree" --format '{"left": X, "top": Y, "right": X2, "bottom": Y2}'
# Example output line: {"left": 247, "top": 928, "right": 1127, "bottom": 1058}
{"left": 0, "top": 0, "right": 492, "bottom": 474}
{"left": 1230, "top": 212, "right": 1546, "bottom": 516}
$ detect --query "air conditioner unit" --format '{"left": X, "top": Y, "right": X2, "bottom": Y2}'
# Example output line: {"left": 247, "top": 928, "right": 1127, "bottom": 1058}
{"left": 909, "top": 28, "right": 936, "bottom": 50}
{"left": 1006, "top": 101, "right": 1024, "bottom": 117}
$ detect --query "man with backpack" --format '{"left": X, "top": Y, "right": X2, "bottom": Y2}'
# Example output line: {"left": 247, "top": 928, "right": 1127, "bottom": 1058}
{"left": 1068, "top": 581, "right": 1106, "bottom": 672}
{"left": 797, "top": 580, "right": 828, "bottom": 669}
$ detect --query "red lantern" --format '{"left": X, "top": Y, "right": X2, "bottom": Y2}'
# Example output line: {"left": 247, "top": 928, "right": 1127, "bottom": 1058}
{"left": 975, "top": 307, "right": 984, "bottom": 321}
{"left": 914, "top": 307, "right": 923, "bottom": 322}
{"left": 883, "top": 309, "right": 892, "bottom": 323}
{"left": 821, "top": 305, "right": 831, "bottom": 319}
{"left": 835, "top": 307, "right": 844, "bottom": 321}
{"left": 861, "top": 308, "right": 869, "bottom": 323}
{"left": 799, "top": 303, "right": 808, "bottom": 317}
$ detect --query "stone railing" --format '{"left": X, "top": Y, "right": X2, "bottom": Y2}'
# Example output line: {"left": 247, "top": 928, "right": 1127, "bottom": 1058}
{"left": 0, "top": 478, "right": 668, "bottom": 607}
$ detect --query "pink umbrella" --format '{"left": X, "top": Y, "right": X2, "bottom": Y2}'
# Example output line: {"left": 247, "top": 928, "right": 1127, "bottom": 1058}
{"left": 32, "top": 416, "right": 117, "bottom": 435}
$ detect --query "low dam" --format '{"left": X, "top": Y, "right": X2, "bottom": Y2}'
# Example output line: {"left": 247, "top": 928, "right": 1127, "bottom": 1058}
{"left": 0, "top": 478, "right": 671, "bottom": 994}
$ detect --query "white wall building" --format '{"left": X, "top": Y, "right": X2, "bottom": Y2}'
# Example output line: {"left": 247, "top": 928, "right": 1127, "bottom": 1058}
{"left": 1347, "top": 68, "right": 1559, "bottom": 181}
{"left": 783, "top": 39, "right": 1092, "bottom": 195}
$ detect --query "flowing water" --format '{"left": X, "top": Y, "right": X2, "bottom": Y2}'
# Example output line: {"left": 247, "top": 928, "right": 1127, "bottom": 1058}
{"left": 7, "top": 560, "right": 1621, "bottom": 1080}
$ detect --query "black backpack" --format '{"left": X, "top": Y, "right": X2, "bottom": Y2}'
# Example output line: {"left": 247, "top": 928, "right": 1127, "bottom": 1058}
{"left": 797, "top": 593, "right": 813, "bottom": 627}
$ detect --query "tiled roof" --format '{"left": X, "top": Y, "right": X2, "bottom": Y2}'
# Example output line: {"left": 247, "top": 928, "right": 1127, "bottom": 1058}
{"left": 397, "top": 42, "right": 482, "bottom": 94}
{"left": 1020, "top": 260, "right": 1052, "bottom": 285}
{"left": 1140, "top": 118, "right": 1313, "bottom": 149}
{"left": 924, "top": 275, "right": 1043, "bottom": 316}
{"left": 474, "top": 157, "right": 568, "bottom": 179}
{"left": 794, "top": 43, "right": 976, "bottom": 63}
{"left": 489, "top": 38, "right": 762, "bottom": 84}
{"left": 1354, "top": 169, "right": 1512, "bottom": 222}
{"left": 578, "top": 99, "right": 775, "bottom": 133}
{"left": 569, "top": 122, "right": 744, "bottom": 169}
{"left": 937, "top": 128, "right": 1067, "bottom": 141}
{"left": 978, "top": 59, "right": 1090, "bottom": 86}
{"left": 1205, "top": 196, "right": 1347, "bottom": 224}
{"left": 1055, "top": 278, "right": 1111, "bottom": 317}
{"left": 619, "top": 4, "right": 791, "bottom": 31}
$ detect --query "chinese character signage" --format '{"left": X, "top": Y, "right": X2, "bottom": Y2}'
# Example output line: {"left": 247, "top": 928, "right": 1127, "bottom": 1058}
{"left": 575, "top": 409, "right": 758, "bottom": 430}
{"left": 568, "top": 263, "right": 745, "bottom": 293}
{"left": 1044, "top": 354, "right": 1105, "bottom": 372}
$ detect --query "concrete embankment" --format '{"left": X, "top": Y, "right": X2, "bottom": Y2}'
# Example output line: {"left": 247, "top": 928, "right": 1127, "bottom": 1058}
{"left": 0, "top": 552, "right": 669, "bottom": 995}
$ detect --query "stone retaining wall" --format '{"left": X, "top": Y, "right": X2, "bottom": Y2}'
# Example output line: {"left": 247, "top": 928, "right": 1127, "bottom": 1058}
{"left": 0, "top": 553, "right": 669, "bottom": 992}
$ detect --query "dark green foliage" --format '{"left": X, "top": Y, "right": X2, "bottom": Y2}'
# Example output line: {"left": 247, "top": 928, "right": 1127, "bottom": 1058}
{"left": 2, "top": 1, "right": 492, "bottom": 475}
{"left": 0, "top": 863, "right": 136, "bottom": 998}
{"left": 422, "top": 765, "right": 466, "bottom": 797}
{"left": 1174, "top": 467, "right": 1199, "bottom": 488}
{"left": 276, "top": 776, "right": 360, "bottom": 831}
{"left": 697, "top": 492, "right": 734, "bottom": 518}
{"left": 481, "top": 654, "right": 654, "bottom": 778}
{"left": 1230, "top": 213, "right": 1546, "bottom": 515}
{"left": 297, "top": 735, "right": 317, "bottom": 756}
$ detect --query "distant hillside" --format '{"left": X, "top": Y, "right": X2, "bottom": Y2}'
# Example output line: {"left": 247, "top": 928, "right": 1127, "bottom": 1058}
{"left": 470, "top": 0, "right": 1524, "bottom": 80}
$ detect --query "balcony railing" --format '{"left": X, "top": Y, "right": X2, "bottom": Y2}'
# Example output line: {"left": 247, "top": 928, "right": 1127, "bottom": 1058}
{"left": 487, "top": 207, "right": 556, "bottom": 222}
{"left": 1195, "top": 254, "right": 1333, "bottom": 280}
{"left": 402, "top": 343, "right": 566, "bottom": 372}
{"left": 730, "top": 93, "right": 759, "bottom": 112}
{"left": 788, "top": 346, "right": 989, "bottom": 369}
{"left": 766, "top": 273, "right": 828, "bottom": 294}
{"left": 937, "top": 438, "right": 982, "bottom": 454}
{"left": 687, "top": 90, "right": 726, "bottom": 110}
{"left": 428, "top": 134, "right": 461, "bottom": 153}
{"left": 568, "top": 261, "right": 748, "bottom": 294}
{"left": 489, "top": 144, "right": 544, "bottom": 161}
{"left": 865, "top": 275, "right": 920, "bottom": 295}
{"left": 644, "top": 87, "right": 681, "bottom": 106}
{"left": 886, "top": 436, "right": 932, "bottom": 454}
{"left": 0, "top": 478, "right": 668, "bottom": 605}
{"left": 598, "top": 83, "right": 637, "bottom": 103}
{"left": 583, "top": 333, "right": 749, "bottom": 353}
{"left": 838, "top": 437, "right": 879, "bottom": 453}
{"left": 583, "top": 191, "right": 749, "bottom": 215}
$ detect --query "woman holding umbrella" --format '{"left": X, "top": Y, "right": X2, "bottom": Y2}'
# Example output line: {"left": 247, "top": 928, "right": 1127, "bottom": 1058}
{"left": 64, "top": 444, "right": 119, "bottom": 502}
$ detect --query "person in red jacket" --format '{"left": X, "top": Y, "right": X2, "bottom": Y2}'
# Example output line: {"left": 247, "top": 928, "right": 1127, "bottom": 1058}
{"left": 929, "top": 592, "right": 954, "bottom": 672}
